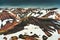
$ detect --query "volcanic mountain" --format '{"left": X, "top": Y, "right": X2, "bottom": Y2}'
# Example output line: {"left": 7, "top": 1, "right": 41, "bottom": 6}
{"left": 0, "top": 9, "right": 60, "bottom": 37}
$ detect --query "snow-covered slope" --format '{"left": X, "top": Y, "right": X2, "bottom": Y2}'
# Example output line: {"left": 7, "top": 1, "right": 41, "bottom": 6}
{"left": 0, "top": 24, "right": 60, "bottom": 40}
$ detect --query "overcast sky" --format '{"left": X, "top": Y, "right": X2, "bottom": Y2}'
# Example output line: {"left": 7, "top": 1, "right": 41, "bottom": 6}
{"left": 0, "top": 0, "right": 60, "bottom": 8}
